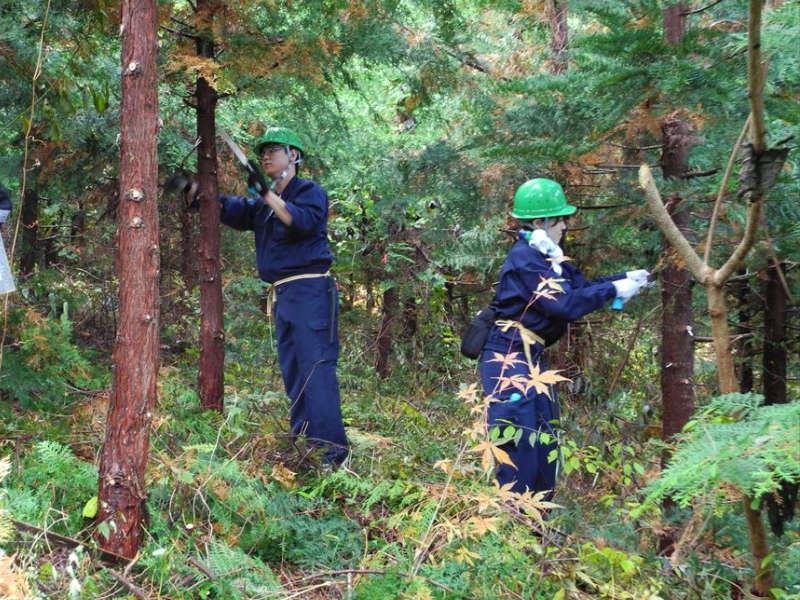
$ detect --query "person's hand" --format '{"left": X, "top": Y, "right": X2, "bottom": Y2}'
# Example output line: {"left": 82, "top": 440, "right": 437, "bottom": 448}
{"left": 0, "top": 210, "right": 9, "bottom": 224}
{"left": 613, "top": 277, "right": 644, "bottom": 301}
{"left": 626, "top": 269, "right": 650, "bottom": 285}
{"left": 246, "top": 161, "right": 268, "bottom": 196}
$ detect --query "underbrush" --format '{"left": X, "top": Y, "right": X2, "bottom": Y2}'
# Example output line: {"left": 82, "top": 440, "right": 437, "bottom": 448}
{"left": 2, "top": 352, "right": 799, "bottom": 599}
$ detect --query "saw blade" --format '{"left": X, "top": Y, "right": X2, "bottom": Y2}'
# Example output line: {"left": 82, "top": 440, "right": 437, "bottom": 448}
{"left": 220, "top": 129, "right": 250, "bottom": 168}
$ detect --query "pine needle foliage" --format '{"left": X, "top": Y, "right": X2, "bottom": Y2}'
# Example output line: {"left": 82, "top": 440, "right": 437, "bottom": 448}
{"left": 637, "top": 394, "right": 800, "bottom": 514}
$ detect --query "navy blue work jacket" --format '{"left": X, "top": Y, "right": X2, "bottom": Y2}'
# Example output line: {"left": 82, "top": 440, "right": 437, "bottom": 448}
{"left": 219, "top": 176, "right": 333, "bottom": 284}
{"left": 484, "top": 235, "right": 624, "bottom": 352}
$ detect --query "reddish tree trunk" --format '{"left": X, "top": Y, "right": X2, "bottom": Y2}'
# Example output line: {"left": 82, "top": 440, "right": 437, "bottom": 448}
{"left": 196, "top": 0, "right": 225, "bottom": 412}
{"left": 659, "top": 7, "right": 695, "bottom": 445}
{"left": 763, "top": 263, "right": 787, "bottom": 405}
{"left": 97, "top": 0, "right": 160, "bottom": 559}
{"left": 375, "top": 286, "right": 399, "bottom": 378}
{"left": 657, "top": 12, "right": 695, "bottom": 554}
{"left": 659, "top": 204, "right": 695, "bottom": 443}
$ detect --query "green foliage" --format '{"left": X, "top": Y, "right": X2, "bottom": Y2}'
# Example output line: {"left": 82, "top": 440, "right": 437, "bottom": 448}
{"left": 7, "top": 441, "right": 97, "bottom": 534}
{"left": 637, "top": 394, "right": 800, "bottom": 512}
{"left": 0, "top": 306, "right": 107, "bottom": 409}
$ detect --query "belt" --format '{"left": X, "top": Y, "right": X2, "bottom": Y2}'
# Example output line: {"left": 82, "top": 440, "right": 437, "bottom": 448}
{"left": 494, "top": 320, "right": 545, "bottom": 373}
{"left": 267, "top": 270, "right": 332, "bottom": 317}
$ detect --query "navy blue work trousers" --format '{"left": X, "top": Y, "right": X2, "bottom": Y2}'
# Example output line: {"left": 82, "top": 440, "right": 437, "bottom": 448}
{"left": 479, "top": 349, "right": 559, "bottom": 499}
{"left": 274, "top": 276, "right": 348, "bottom": 465}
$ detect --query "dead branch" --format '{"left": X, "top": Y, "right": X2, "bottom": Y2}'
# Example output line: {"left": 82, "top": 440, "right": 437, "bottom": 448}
{"left": 107, "top": 569, "right": 149, "bottom": 600}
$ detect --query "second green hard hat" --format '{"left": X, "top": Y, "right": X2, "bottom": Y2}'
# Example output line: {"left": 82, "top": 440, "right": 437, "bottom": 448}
{"left": 255, "top": 126, "right": 305, "bottom": 156}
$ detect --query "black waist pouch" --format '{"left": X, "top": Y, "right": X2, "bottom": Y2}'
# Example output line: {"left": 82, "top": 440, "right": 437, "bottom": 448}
{"left": 460, "top": 307, "right": 495, "bottom": 359}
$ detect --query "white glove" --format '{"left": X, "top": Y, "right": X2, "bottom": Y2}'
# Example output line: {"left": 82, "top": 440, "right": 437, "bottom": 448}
{"left": 626, "top": 269, "right": 650, "bottom": 285}
{"left": 613, "top": 277, "right": 643, "bottom": 301}
{"left": 0, "top": 210, "right": 9, "bottom": 224}
{"left": 527, "top": 229, "right": 563, "bottom": 259}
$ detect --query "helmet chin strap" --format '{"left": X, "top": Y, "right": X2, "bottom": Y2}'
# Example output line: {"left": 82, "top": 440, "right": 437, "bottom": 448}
{"left": 270, "top": 146, "right": 304, "bottom": 190}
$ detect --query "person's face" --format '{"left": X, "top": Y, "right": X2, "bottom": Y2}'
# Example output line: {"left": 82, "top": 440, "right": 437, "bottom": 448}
{"left": 260, "top": 144, "right": 296, "bottom": 179}
{"left": 546, "top": 217, "right": 568, "bottom": 245}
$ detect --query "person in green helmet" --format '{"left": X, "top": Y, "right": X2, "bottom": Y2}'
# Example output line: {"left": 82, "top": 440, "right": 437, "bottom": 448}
{"left": 218, "top": 126, "right": 348, "bottom": 467}
{"left": 478, "top": 178, "right": 649, "bottom": 500}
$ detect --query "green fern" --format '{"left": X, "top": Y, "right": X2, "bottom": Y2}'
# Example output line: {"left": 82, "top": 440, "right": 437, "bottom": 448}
{"left": 636, "top": 394, "right": 800, "bottom": 514}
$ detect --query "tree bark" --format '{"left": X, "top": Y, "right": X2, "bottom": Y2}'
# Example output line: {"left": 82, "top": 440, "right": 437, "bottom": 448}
{"left": 658, "top": 107, "right": 695, "bottom": 445}
{"left": 196, "top": 0, "right": 225, "bottom": 412}
{"left": 97, "top": 0, "right": 160, "bottom": 559}
{"left": 658, "top": 7, "right": 696, "bottom": 557}
{"left": 546, "top": 0, "right": 569, "bottom": 75}
{"left": 375, "top": 286, "right": 398, "bottom": 378}
{"left": 762, "top": 262, "right": 786, "bottom": 405}
{"left": 735, "top": 271, "right": 754, "bottom": 393}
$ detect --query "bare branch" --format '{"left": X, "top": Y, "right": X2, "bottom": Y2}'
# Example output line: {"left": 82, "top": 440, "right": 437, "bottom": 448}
{"left": 714, "top": 200, "right": 762, "bottom": 285}
{"left": 682, "top": 0, "right": 725, "bottom": 16}
{"left": 747, "top": 0, "right": 767, "bottom": 153}
{"left": 704, "top": 114, "right": 751, "bottom": 265}
{"left": 638, "top": 165, "right": 710, "bottom": 283}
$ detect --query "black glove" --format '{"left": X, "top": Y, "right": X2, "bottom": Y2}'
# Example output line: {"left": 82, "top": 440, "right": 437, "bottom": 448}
{"left": 246, "top": 161, "right": 269, "bottom": 196}
{"left": 164, "top": 174, "right": 199, "bottom": 211}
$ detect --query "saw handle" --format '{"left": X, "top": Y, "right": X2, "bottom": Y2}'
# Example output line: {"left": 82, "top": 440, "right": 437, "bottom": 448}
{"left": 246, "top": 160, "right": 269, "bottom": 196}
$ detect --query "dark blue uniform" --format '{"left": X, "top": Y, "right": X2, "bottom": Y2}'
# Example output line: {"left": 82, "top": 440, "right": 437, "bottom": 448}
{"left": 0, "top": 181, "right": 11, "bottom": 229}
{"left": 480, "top": 233, "right": 623, "bottom": 497}
{"left": 220, "top": 176, "right": 348, "bottom": 465}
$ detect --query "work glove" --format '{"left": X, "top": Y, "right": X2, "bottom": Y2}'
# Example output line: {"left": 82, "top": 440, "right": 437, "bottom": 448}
{"left": 612, "top": 277, "right": 644, "bottom": 302}
{"left": 626, "top": 269, "right": 650, "bottom": 285}
{"left": 246, "top": 160, "right": 269, "bottom": 196}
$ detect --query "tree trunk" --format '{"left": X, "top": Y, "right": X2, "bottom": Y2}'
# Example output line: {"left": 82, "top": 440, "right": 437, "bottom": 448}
{"left": 96, "top": 0, "right": 160, "bottom": 559}
{"left": 658, "top": 8, "right": 695, "bottom": 555}
{"left": 546, "top": 0, "right": 569, "bottom": 75}
{"left": 706, "top": 283, "right": 738, "bottom": 394}
{"left": 762, "top": 262, "right": 786, "bottom": 405}
{"left": 18, "top": 188, "right": 39, "bottom": 276}
{"left": 196, "top": 0, "right": 225, "bottom": 412}
{"left": 375, "top": 285, "right": 398, "bottom": 378}
{"left": 735, "top": 271, "right": 754, "bottom": 393}
{"left": 402, "top": 295, "right": 418, "bottom": 342}
{"left": 743, "top": 495, "right": 775, "bottom": 594}
{"left": 659, "top": 110, "right": 695, "bottom": 444}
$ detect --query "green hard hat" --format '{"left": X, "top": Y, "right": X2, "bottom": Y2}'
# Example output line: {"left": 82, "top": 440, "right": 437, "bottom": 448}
{"left": 255, "top": 127, "right": 305, "bottom": 156}
{"left": 511, "top": 178, "right": 577, "bottom": 219}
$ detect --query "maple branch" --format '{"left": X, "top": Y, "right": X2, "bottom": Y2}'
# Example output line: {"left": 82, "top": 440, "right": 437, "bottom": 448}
{"left": 714, "top": 199, "right": 762, "bottom": 286}
{"left": 703, "top": 114, "right": 751, "bottom": 265}
{"left": 638, "top": 165, "right": 710, "bottom": 284}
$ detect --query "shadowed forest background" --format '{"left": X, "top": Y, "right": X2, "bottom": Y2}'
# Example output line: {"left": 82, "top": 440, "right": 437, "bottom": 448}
{"left": 0, "top": 0, "right": 798, "bottom": 598}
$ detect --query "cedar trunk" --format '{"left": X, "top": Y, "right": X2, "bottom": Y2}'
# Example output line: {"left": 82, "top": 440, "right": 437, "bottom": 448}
{"left": 97, "top": 0, "right": 160, "bottom": 558}
{"left": 762, "top": 262, "right": 786, "bottom": 405}
{"left": 196, "top": 0, "right": 225, "bottom": 412}
{"left": 659, "top": 109, "right": 695, "bottom": 444}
